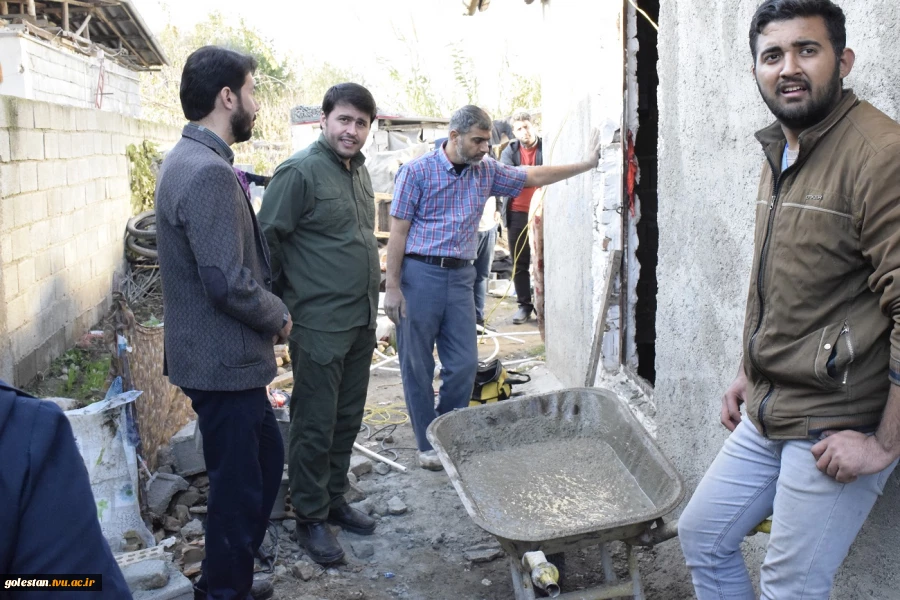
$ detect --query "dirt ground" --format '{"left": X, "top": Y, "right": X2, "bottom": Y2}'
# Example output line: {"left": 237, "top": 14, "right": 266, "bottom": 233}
{"left": 265, "top": 294, "right": 695, "bottom": 600}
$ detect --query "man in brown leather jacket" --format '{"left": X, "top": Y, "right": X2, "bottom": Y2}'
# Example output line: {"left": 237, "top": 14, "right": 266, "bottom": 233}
{"left": 678, "top": 2, "right": 900, "bottom": 598}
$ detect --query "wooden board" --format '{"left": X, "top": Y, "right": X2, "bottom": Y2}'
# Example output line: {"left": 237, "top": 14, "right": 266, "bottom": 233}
{"left": 584, "top": 250, "right": 622, "bottom": 387}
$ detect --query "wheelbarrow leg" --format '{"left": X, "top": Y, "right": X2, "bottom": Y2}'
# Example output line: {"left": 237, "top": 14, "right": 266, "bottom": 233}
{"left": 599, "top": 543, "right": 617, "bottom": 583}
{"left": 510, "top": 556, "right": 538, "bottom": 600}
{"left": 627, "top": 544, "right": 644, "bottom": 600}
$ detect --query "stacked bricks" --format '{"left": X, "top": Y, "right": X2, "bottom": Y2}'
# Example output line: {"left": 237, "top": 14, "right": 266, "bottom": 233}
{"left": 0, "top": 96, "right": 179, "bottom": 384}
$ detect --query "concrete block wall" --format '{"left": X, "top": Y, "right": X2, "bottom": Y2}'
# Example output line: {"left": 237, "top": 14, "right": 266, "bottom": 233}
{"left": 0, "top": 31, "right": 142, "bottom": 119}
{"left": 0, "top": 96, "right": 180, "bottom": 385}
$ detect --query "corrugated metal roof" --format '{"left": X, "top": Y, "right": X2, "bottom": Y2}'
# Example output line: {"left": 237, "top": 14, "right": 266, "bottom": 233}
{"left": 0, "top": 0, "right": 167, "bottom": 69}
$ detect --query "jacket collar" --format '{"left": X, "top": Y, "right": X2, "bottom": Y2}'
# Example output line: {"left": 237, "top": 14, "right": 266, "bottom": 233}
{"left": 508, "top": 137, "right": 542, "bottom": 153}
{"left": 183, "top": 123, "right": 234, "bottom": 164}
{"left": 316, "top": 134, "right": 366, "bottom": 172}
{"left": 755, "top": 90, "right": 860, "bottom": 174}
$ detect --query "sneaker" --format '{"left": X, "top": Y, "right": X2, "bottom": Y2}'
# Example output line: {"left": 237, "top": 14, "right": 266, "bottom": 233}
{"left": 512, "top": 306, "right": 533, "bottom": 325}
{"left": 417, "top": 450, "right": 444, "bottom": 471}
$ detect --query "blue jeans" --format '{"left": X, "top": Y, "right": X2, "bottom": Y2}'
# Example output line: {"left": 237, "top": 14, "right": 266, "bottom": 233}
{"left": 474, "top": 227, "right": 497, "bottom": 322}
{"left": 397, "top": 258, "right": 477, "bottom": 451}
{"left": 679, "top": 419, "right": 897, "bottom": 600}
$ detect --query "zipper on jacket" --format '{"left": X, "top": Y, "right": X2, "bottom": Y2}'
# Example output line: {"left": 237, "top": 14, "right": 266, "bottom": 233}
{"left": 841, "top": 322, "right": 854, "bottom": 385}
{"left": 748, "top": 158, "right": 785, "bottom": 437}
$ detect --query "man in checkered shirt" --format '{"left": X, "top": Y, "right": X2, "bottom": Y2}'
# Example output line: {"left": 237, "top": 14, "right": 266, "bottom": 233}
{"left": 384, "top": 105, "right": 602, "bottom": 469}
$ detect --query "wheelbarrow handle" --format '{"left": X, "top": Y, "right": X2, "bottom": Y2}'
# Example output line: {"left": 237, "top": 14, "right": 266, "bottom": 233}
{"left": 629, "top": 517, "right": 679, "bottom": 547}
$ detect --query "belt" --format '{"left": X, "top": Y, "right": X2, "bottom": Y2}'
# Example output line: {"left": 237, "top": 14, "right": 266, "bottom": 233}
{"left": 406, "top": 254, "right": 474, "bottom": 269}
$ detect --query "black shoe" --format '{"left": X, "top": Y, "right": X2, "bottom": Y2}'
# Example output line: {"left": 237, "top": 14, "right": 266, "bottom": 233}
{"left": 250, "top": 578, "right": 275, "bottom": 600}
{"left": 327, "top": 503, "right": 376, "bottom": 535}
{"left": 193, "top": 579, "right": 274, "bottom": 600}
{"left": 512, "top": 306, "right": 533, "bottom": 324}
{"left": 292, "top": 522, "right": 345, "bottom": 565}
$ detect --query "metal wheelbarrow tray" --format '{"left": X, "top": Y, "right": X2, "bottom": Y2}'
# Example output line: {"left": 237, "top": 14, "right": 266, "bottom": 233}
{"left": 427, "top": 388, "right": 684, "bottom": 599}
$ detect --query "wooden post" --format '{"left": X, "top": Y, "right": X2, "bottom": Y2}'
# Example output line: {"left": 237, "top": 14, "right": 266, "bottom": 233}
{"left": 585, "top": 250, "right": 623, "bottom": 387}
{"left": 63, "top": 1, "right": 69, "bottom": 31}
{"left": 27, "top": 0, "right": 36, "bottom": 17}
{"left": 0, "top": 3, "right": 8, "bottom": 17}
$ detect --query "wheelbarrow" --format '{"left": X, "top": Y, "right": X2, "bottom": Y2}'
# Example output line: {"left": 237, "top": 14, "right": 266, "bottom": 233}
{"left": 426, "top": 388, "right": 684, "bottom": 599}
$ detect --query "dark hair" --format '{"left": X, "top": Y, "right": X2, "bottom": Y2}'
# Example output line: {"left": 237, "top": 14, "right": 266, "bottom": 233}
{"left": 322, "top": 83, "right": 377, "bottom": 124}
{"left": 180, "top": 46, "right": 258, "bottom": 121}
{"left": 449, "top": 105, "right": 492, "bottom": 136}
{"left": 749, "top": 0, "right": 846, "bottom": 58}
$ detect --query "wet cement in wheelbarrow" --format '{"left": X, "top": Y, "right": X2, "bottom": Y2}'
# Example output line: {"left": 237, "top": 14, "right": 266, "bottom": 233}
{"left": 458, "top": 438, "right": 656, "bottom": 541}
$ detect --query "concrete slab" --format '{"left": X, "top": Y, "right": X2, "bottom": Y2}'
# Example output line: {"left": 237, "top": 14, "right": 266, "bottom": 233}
{"left": 122, "top": 559, "right": 168, "bottom": 592}
{"left": 146, "top": 473, "right": 189, "bottom": 517}
{"left": 170, "top": 421, "right": 206, "bottom": 477}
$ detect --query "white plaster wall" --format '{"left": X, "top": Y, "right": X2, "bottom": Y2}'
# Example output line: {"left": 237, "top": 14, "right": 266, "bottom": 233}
{"left": 0, "top": 32, "right": 142, "bottom": 119}
{"left": 541, "top": 0, "right": 625, "bottom": 388}
{"left": 656, "top": 1, "right": 900, "bottom": 596}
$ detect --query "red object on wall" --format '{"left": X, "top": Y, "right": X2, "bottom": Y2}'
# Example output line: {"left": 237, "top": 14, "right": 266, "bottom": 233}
{"left": 626, "top": 130, "right": 638, "bottom": 217}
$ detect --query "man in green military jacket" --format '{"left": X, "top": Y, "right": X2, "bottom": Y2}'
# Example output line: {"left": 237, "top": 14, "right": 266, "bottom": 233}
{"left": 259, "top": 83, "right": 380, "bottom": 565}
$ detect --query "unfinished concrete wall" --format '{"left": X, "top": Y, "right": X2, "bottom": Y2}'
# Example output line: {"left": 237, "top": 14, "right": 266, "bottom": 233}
{"left": 541, "top": 0, "right": 625, "bottom": 388}
{"left": 0, "top": 31, "right": 143, "bottom": 119}
{"left": 656, "top": 1, "right": 900, "bottom": 596}
{"left": 0, "top": 96, "right": 179, "bottom": 385}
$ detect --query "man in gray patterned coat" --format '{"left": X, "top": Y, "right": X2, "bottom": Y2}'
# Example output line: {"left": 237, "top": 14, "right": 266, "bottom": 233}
{"left": 155, "top": 46, "right": 290, "bottom": 600}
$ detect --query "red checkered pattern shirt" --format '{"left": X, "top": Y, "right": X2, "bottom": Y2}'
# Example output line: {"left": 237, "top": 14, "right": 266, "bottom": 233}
{"left": 391, "top": 146, "right": 527, "bottom": 259}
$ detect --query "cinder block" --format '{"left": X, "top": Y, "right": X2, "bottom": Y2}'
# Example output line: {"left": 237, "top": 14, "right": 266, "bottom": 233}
{"left": 18, "top": 163, "right": 38, "bottom": 193}
{"left": 58, "top": 133, "right": 73, "bottom": 159}
{"left": 1, "top": 236, "right": 13, "bottom": 265}
{"left": 17, "top": 257, "right": 35, "bottom": 290}
{"left": 10, "top": 130, "right": 44, "bottom": 161}
{"left": 12, "top": 228, "right": 30, "bottom": 260}
{"left": 122, "top": 558, "right": 168, "bottom": 592}
{"left": 131, "top": 564, "right": 193, "bottom": 600}
{"left": 170, "top": 420, "right": 206, "bottom": 477}
{"left": 43, "top": 132, "right": 59, "bottom": 159}
{"left": 3, "top": 265, "right": 19, "bottom": 301}
{"left": 14, "top": 194, "right": 34, "bottom": 228}
{"left": 14, "top": 349, "right": 37, "bottom": 387}
{"left": 7, "top": 295, "right": 27, "bottom": 331}
{"left": 14, "top": 102, "right": 34, "bottom": 129}
{"left": 50, "top": 245, "right": 66, "bottom": 275}
{"left": 31, "top": 220, "right": 50, "bottom": 253}
{"left": 37, "top": 161, "right": 66, "bottom": 191}
{"left": 39, "top": 279, "right": 55, "bottom": 311}
{"left": 0, "top": 195, "right": 12, "bottom": 229}
{"left": 33, "top": 103, "right": 52, "bottom": 130}
{"left": 0, "top": 130, "right": 10, "bottom": 163}
{"left": 32, "top": 193, "right": 48, "bottom": 222}
{"left": 0, "top": 163, "right": 20, "bottom": 197}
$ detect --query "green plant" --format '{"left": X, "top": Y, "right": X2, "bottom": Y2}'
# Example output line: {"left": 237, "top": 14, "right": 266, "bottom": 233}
{"left": 80, "top": 356, "right": 111, "bottom": 400}
{"left": 126, "top": 140, "right": 161, "bottom": 215}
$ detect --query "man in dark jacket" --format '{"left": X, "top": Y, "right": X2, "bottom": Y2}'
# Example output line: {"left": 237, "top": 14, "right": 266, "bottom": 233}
{"left": 678, "top": 2, "right": 900, "bottom": 598}
{"left": 259, "top": 84, "right": 380, "bottom": 565}
{"left": 155, "top": 45, "right": 290, "bottom": 600}
{"left": 500, "top": 110, "right": 542, "bottom": 324}
{"left": 0, "top": 380, "right": 131, "bottom": 599}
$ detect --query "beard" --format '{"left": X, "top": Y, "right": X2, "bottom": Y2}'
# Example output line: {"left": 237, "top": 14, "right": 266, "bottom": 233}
{"left": 230, "top": 97, "right": 255, "bottom": 143}
{"left": 758, "top": 62, "right": 842, "bottom": 131}
{"left": 455, "top": 143, "right": 483, "bottom": 165}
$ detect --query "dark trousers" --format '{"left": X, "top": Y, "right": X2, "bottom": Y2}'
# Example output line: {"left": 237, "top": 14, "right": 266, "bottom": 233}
{"left": 507, "top": 210, "right": 532, "bottom": 309}
{"left": 182, "top": 387, "right": 284, "bottom": 600}
{"left": 288, "top": 326, "right": 376, "bottom": 521}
